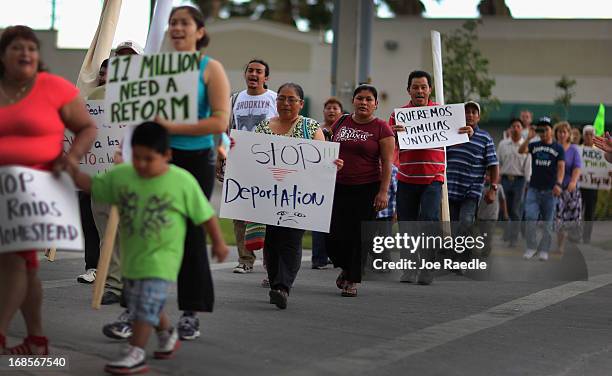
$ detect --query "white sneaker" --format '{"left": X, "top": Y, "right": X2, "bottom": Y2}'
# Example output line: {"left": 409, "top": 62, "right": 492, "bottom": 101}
{"left": 523, "top": 249, "right": 537, "bottom": 260}
{"left": 232, "top": 264, "right": 253, "bottom": 274}
{"left": 104, "top": 345, "right": 147, "bottom": 375}
{"left": 77, "top": 269, "right": 96, "bottom": 284}
{"left": 154, "top": 327, "right": 180, "bottom": 359}
{"left": 538, "top": 252, "right": 549, "bottom": 261}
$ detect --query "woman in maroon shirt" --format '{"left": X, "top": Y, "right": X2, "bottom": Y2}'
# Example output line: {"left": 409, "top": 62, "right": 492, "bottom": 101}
{"left": 326, "top": 84, "right": 394, "bottom": 297}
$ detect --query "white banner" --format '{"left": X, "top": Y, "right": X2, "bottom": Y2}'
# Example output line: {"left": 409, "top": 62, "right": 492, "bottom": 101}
{"left": 579, "top": 146, "right": 612, "bottom": 190}
{"left": 220, "top": 130, "right": 339, "bottom": 232}
{"left": 395, "top": 103, "right": 468, "bottom": 149}
{"left": 0, "top": 167, "right": 84, "bottom": 253}
{"left": 64, "top": 100, "right": 125, "bottom": 175}
{"left": 105, "top": 52, "right": 199, "bottom": 127}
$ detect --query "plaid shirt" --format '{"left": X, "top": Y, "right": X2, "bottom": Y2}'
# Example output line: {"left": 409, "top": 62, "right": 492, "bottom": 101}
{"left": 377, "top": 165, "right": 398, "bottom": 219}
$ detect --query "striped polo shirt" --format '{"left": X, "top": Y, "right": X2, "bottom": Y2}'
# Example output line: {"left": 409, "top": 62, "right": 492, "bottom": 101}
{"left": 389, "top": 100, "right": 446, "bottom": 185}
{"left": 446, "top": 125, "right": 498, "bottom": 200}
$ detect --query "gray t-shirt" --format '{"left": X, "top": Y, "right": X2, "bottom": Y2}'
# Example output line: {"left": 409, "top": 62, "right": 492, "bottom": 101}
{"left": 477, "top": 185, "right": 505, "bottom": 221}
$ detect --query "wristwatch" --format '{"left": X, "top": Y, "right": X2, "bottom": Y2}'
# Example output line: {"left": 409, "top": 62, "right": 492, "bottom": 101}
{"left": 490, "top": 183, "right": 498, "bottom": 191}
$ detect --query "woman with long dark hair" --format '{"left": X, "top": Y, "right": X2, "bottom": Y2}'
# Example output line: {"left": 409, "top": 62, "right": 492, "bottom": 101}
{"left": 154, "top": 5, "right": 231, "bottom": 339}
{"left": 326, "top": 84, "right": 394, "bottom": 297}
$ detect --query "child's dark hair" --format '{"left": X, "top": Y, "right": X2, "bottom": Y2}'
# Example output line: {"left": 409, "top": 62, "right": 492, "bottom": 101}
{"left": 131, "top": 121, "right": 170, "bottom": 154}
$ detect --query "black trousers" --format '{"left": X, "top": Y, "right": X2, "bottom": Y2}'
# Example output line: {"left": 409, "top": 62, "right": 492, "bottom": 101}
{"left": 79, "top": 191, "right": 100, "bottom": 270}
{"left": 326, "top": 182, "right": 379, "bottom": 283}
{"left": 580, "top": 188, "right": 598, "bottom": 243}
{"left": 172, "top": 148, "right": 216, "bottom": 312}
{"left": 264, "top": 226, "right": 305, "bottom": 293}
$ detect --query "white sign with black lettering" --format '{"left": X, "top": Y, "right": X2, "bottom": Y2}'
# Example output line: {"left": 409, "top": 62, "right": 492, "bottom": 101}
{"left": 220, "top": 130, "right": 339, "bottom": 232}
{"left": 0, "top": 166, "right": 84, "bottom": 253}
{"left": 579, "top": 146, "right": 612, "bottom": 190}
{"left": 395, "top": 103, "right": 469, "bottom": 149}
{"left": 63, "top": 100, "right": 125, "bottom": 175}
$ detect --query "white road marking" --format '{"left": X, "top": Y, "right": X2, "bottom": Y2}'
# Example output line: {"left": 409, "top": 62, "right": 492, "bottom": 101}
{"left": 290, "top": 273, "right": 612, "bottom": 376}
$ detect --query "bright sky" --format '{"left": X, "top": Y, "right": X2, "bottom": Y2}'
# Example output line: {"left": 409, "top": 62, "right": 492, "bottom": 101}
{"left": 1, "top": 0, "right": 611, "bottom": 49}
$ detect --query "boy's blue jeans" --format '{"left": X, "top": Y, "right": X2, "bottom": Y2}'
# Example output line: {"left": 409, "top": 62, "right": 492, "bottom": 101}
{"left": 524, "top": 187, "right": 557, "bottom": 253}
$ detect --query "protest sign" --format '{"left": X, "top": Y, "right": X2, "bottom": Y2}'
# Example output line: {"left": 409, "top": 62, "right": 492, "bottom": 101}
{"left": 0, "top": 166, "right": 83, "bottom": 253}
{"left": 395, "top": 103, "right": 469, "bottom": 149}
{"left": 579, "top": 146, "right": 612, "bottom": 190}
{"left": 105, "top": 52, "right": 199, "bottom": 127}
{"left": 220, "top": 130, "right": 339, "bottom": 232}
{"left": 63, "top": 100, "right": 124, "bottom": 175}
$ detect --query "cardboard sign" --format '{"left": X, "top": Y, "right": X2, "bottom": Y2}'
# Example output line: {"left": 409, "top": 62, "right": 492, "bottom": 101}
{"left": 0, "top": 166, "right": 84, "bottom": 253}
{"left": 105, "top": 52, "right": 199, "bottom": 127}
{"left": 395, "top": 103, "right": 469, "bottom": 149}
{"left": 220, "top": 130, "right": 339, "bottom": 232}
{"left": 579, "top": 146, "right": 612, "bottom": 190}
{"left": 63, "top": 100, "right": 124, "bottom": 175}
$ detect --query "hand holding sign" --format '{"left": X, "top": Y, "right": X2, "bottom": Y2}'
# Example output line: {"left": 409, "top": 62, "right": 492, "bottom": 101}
{"left": 395, "top": 103, "right": 469, "bottom": 149}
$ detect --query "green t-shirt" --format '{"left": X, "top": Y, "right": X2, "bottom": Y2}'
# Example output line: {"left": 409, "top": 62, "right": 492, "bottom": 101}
{"left": 91, "top": 164, "right": 214, "bottom": 281}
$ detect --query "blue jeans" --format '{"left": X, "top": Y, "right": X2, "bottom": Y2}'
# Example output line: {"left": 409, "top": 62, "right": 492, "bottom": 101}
{"left": 449, "top": 198, "right": 479, "bottom": 223}
{"left": 501, "top": 175, "right": 526, "bottom": 243}
{"left": 524, "top": 187, "right": 557, "bottom": 253}
{"left": 311, "top": 231, "right": 328, "bottom": 267}
{"left": 396, "top": 181, "right": 442, "bottom": 221}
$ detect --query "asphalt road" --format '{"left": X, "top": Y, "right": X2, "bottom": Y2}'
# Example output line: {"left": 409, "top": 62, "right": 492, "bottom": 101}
{"left": 4, "top": 221, "right": 612, "bottom": 376}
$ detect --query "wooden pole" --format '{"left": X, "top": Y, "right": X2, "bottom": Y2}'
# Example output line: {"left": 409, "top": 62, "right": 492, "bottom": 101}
{"left": 91, "top": 206, "right": 119, "bottom": 309}
{"left": 431, "top": 31, "right": 452, "bottom": 234}
{"left": 45, "top": 248, "right": 56, "bottom": 262}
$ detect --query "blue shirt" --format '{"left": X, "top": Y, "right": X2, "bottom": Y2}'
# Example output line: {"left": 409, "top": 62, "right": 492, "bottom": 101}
{"left": 446, "top": 126, "right": 498, "bottom": 200}
{"left": 528, "top": 141, "right": 565, "bottom": 190}
{"left": 170, "top": 56, "right": 214, "bottom": 151}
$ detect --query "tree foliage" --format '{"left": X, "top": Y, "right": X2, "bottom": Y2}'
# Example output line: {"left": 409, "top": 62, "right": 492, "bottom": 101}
{"left": 478, "top": 0, "right": 512, "bottom": 17}
{"left": 442, "top": 20, "right": 499, "bottom": 118}
{"left": 554, "top": 75, "right": 576, "bottom": 120}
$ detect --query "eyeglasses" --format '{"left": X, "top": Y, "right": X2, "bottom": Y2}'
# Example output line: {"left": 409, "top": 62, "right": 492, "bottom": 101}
{"left": 276, "top": 96, "right": 302, "bottom": 104}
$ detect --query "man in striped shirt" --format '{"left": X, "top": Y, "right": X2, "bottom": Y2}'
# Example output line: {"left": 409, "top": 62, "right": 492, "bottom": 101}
{"left": 446, "top": 101, "right": 499, "bottom": 223}
{"left": 389, "top": 71, "right": 473, "bottom": 284}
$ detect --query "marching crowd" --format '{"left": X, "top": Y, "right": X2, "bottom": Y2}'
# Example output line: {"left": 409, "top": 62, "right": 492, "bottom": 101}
{"left": 1, "top": 5, "right": 611, "bottom": 375}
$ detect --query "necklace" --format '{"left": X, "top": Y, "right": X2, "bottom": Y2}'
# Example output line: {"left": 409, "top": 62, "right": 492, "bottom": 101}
{"left": 0, "top": 79, "right": 33, "bottom": 104}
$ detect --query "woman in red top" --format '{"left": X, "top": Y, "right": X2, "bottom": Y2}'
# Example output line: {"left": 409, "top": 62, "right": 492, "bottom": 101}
{"left": 326, "top": 84, "right": 394, "bottom": 297}
{"left": 0, "top": 26, "right": 96, "bottom": 355}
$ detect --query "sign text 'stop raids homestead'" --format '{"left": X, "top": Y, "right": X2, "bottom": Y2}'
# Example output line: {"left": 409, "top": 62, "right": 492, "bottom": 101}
{"left": 394, "top": 103, "right": 469, "bottom": 150}
{"left": 106, "top": 52, "right": 200, "bottom": 126}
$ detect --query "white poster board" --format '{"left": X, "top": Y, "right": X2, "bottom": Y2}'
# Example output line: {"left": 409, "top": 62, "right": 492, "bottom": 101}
{"left": 63, "top": 100, "right": 125, "bottom": 175}
{"left": 0, "top": 166, "right": 84, "bottom": 253}
{"left": 105, "top": 52, "right": 199, "bottom": 128}
{"left": 220, "top": 130, "right": 339, "bottom": 232}
{"left": 395, "top": 103, "right": 469, "bottom": 149}
{"left": 579, "top": 146, "right": 612, "bottom": 190}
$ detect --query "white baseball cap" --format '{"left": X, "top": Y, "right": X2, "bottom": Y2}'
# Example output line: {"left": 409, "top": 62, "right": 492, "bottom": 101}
{"left": 114, "top": 40, "right": 144, "bottom": 55}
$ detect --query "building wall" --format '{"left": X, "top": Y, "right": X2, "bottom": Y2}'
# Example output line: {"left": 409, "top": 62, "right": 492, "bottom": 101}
{"left": 4, "top": 17, "right": 609, "bottom": 127}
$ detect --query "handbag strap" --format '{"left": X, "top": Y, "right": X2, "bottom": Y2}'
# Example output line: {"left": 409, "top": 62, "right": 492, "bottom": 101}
{"left": 302, "top": 117, "right": 310, "bottom": 140}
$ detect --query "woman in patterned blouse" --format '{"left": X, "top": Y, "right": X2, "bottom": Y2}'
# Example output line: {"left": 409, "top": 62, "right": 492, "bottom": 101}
{"left": 254, "top": 82, "right": 342, "bottom": 309}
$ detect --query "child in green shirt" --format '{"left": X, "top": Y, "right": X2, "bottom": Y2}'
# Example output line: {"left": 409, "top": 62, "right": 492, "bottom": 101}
{"left": 68, "top": 121, "right": 228, "bottom": 375}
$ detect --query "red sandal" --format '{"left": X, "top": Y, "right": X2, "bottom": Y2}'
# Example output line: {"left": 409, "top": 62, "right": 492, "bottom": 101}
{"left": 8, "top": 335, "right": 49, "bottom": 355}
